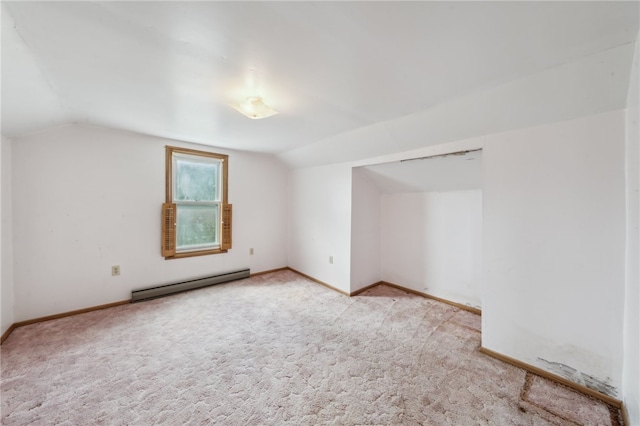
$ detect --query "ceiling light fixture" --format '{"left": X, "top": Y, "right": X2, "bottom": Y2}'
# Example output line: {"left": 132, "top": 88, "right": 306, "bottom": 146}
{"left": 230, "top": 96, "right": 278, "bottom": 120}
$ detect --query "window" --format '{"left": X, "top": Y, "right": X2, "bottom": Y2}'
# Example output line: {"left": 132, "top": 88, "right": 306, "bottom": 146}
{"left": 162, "top": 146, "right": 232, "bottom": 259}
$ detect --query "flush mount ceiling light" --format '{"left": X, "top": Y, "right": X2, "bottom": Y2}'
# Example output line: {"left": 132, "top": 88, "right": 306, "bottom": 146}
{"left": 230, "top": 96, "right": 278, "bottom": 119}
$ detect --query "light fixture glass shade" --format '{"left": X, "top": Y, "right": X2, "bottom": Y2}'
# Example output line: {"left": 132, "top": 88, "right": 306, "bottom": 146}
{"left": 230, "top": 96, "right": 278, "bottom": 119}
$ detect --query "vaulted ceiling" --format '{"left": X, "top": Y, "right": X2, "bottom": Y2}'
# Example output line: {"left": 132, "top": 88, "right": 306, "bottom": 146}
{"left": 2, "top": 2, "right": 638, "bottom": 167}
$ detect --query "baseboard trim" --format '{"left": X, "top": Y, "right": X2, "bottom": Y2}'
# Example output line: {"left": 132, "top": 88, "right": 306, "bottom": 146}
{"left": 1, "top": 269, "right": 289, "bottom": 345}
{"left": 299, "top": 276, "right": 483, "bottom": 315}
{"left": 286, "top": 267, "right": 350, "bottom": 296}
{"left": 1, "top": 300, "right": 131, "bottom": 345}
{"left": 350, "top": 281, "right": 384, "bottom": 296}
{"left": 0, "top": 323, "right": 17, "bottom": 345}
{"left": 13, "top": 300, "right": 130, "bottom": 328}
{"left": 479, "top": 346, "right": 622, "bottom": 408}
{"left": 380, "top": 281, "right": 482, "bottom": 315}
{"left": 250, "top": 267, "right": 288, "bottom": 277}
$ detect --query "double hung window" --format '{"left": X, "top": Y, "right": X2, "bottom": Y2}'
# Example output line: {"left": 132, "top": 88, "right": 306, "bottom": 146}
{"left": 162, "top": 146, "right": 231, "bottom": 259}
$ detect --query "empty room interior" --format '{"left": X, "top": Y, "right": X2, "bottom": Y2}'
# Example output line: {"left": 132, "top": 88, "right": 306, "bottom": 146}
{"left": 1, "top": 1, "right": 639, "bottom": 425}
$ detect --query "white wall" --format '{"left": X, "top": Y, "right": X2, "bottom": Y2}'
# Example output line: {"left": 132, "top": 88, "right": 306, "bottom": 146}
{"left": 11, "top": 124, "right": 288, "bottom": 321}
{"left": 623, "top": 37, "right": 639, "bottom": 426}
{"left": 350, "top": 168, "right": 381, "bottom": 293}
{"left": 289, "top": 110, "right": 628, "bottom": 399}
{"left": 483, "top": 110, "right": 626, "bottom": 397}
{"left": 381, "top": 190, "right": 483, "bottom": 309}
{"left": 1, "top": 135, "right": 14, "bottom": 335}
{"left": 287, "top": 137, "right": 484, "bottom": 296}
{"left": 287, "top": 164, "right": 352, "bottom": 293}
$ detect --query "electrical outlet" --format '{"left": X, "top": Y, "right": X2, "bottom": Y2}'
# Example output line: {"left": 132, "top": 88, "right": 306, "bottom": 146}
{"left": 249, "top": 248, "right": 254, "bottom": 255}
{"left": 329, "top": 256, "right": 333, "bottom": 264}
{"left": 112, "top": 265, "right": 121, "bottom": 276}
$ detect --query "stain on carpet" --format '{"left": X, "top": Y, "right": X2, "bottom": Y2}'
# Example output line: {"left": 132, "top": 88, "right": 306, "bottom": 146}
{"left": 523, "top": 374, "right": 616, "bottom": 426}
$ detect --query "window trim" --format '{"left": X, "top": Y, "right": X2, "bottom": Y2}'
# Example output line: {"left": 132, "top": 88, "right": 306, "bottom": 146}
{"left": 164, "top": 145, "right": 229, "bottom": 259}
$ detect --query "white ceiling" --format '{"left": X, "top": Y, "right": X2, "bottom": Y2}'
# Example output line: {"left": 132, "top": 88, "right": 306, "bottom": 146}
{"left": 2, "top": 2, "right": 638, "bottom": 167}
{"left": 360, "top": 150, "right": 482, "bottom": 194}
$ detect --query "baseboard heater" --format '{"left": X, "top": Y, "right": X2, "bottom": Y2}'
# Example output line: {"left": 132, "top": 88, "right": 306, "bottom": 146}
{"left": 131, "top": 268, "right": 250, "bottom": 302}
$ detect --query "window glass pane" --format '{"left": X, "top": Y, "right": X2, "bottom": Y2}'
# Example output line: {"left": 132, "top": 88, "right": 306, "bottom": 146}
{"left": 175, "top": 158, "right": 219, "bottom": 202}
{"left": 176, "top": 204, "right": 219, "bottom": 249}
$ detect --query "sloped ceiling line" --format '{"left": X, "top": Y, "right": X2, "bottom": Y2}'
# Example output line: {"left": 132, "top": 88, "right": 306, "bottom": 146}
{"left": 9, "top": 12, "right": 67, "bottom": 114}
{"left": 279, "top": 42, "right": 636, "bottom": 168}
{"left": 1, "top": 7, "right": 70, "bottom": 136}
{"left": 1, "top": 2, "right": 638, "bottom": 166}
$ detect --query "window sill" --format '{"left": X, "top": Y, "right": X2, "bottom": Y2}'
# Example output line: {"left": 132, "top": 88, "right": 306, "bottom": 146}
{"left": 165, "top": 248, "right": 228, "bottom": 260}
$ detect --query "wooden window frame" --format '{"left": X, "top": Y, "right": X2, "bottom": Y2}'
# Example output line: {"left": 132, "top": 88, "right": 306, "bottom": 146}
{"left": 162, "top": 146, "right": 231, "bottom": 259}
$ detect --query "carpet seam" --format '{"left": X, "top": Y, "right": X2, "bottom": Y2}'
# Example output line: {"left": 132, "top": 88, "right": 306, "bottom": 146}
{"left": 521, "top": 373, "right": 603, "bottom": 426}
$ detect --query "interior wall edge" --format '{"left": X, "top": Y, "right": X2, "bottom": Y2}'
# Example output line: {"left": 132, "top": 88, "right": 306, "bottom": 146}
{"left": 0, "top": 323, "right": 16, "bottom": 345}
{"left": 286, "top": 267, "right": 350, "bottom": 297}
{"left": 0, "top": 134, "right": 14, "bottom": 338}
{"left": 622, "top": 403, "right": 630, "bottom": 426}
{"left": 349, "top": 281, "right": 383, "bottom": 297}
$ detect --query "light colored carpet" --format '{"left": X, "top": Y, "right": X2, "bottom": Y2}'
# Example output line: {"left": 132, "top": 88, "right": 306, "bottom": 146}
{"left": 1, "top": 270, "right": 621, "bottom": 425}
